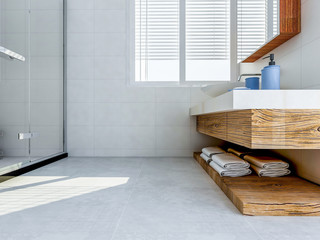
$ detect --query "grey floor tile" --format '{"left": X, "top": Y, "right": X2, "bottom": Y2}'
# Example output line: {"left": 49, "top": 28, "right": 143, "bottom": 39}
{"left": 245, "top": 216, "right": 320, "bottom": 236}
{"left": 0, "top": 157, "right": 319, "bottom": 240}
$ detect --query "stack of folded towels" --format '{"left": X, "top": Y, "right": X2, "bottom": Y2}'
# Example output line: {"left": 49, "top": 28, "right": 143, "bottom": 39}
{"left": 228, "top": 148, "right": 291, "bottom": 177}
{"left": 200, "top": 147, "right": 252, "bottom": 177}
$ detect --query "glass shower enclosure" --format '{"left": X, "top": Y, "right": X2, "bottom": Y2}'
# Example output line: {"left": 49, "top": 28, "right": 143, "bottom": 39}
{"left": 0, "top": 0, "right": 65, "bottom": 174}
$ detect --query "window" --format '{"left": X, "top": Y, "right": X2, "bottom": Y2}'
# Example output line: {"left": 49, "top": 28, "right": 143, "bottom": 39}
{"left": 133, "top": 0, "right": 232, "bottom": 84}
{"left": 132, "top": 0, "right": 278, "bottom": 84}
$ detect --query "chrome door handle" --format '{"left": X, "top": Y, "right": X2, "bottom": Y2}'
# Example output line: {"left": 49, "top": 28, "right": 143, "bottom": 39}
{"left": 18, "top": 133, "right": 39, "bottom": 140}
{"left": 0, "top": 46, "right": 25, "bottom": 62}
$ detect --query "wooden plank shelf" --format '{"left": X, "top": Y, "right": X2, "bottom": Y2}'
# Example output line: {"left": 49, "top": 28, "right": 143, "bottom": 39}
{"left": 194, "top": 152, "right": 320, "bottom": 216}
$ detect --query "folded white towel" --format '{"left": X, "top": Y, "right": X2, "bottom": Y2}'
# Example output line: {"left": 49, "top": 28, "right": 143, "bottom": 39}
{"left": 209, "top": 161, "right": 252, "bottom": 177}
{"left": 251, "top": 165, "right": 291, "bottom": 177}
{"left": 202, "top": 147, "right": 225, "bottom": 157}
{"left": 211, "top": 153, "right": 250, "bottom": 170}
{"left": 200, "top": 153, "right": 211, "bottom": 163}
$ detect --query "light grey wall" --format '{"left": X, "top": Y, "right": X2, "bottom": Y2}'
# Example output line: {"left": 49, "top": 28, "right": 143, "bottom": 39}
{"left": 241, "top": 0, "right": 320, "bottom": 184}
{"left": 66, "top": 0, "right": 218, "bottom": 157}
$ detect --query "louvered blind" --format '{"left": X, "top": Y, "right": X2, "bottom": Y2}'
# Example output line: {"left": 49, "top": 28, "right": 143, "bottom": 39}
{"left": 135, "top": 0, "right": 179, "bottom": 61}
{"left": 237, "top": 0, "right": 266, "bottom": 62}
{"left": 135, "top": 0, "right": 180, "bottom": 82}
{"left": 186, "top": 0, "right": 229, "bottom": 61}
{"left": 135, "top": 0, "right": 231, "bottom": 82}
{"left": 186, "top": 0, "right": 230, "bottom": 81}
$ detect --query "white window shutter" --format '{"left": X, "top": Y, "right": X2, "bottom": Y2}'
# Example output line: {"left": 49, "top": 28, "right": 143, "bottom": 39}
{"left": 186, "top": 0, "right": 230, "bottom": 81}
{"left": 186, "top": 0, "right": 230, "bottom": 61}
{"left": 135, "top": 0, "right": 180, "bottom": 82}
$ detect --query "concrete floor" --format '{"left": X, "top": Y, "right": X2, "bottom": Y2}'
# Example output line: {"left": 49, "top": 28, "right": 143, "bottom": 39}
{"left": 0, "top": 157, "right": 319, "bottom": 240}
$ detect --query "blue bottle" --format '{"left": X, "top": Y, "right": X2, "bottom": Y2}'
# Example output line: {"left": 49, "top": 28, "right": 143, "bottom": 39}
{"left": 261, "top": 54, "right": 280, "bottom": 90}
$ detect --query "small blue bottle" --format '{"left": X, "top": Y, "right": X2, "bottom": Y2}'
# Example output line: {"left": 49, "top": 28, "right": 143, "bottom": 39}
{"left": 261, "top": 54, "right": 280, "bottom": 90}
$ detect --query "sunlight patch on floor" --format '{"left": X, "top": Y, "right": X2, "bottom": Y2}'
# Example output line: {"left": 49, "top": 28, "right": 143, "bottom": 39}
{"left": 0, "top": 176, "right": 129, "bottom": 216}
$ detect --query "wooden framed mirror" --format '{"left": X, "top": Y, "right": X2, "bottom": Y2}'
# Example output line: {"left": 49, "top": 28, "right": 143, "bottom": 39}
{"left": 240, "top": 0, "right": 301, "bottom": 63}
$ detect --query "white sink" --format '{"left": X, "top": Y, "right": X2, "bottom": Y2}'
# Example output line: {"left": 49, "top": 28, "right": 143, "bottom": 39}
{"left": 201, "top": 82, "right": 245, "bottom": 98}
{"left": 190, "top": 90, "right": 320, "bottom": 116}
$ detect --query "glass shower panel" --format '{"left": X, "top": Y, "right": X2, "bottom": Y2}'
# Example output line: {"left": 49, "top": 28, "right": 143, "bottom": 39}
{"left": 29, "top": 0, "right": 64, "bottom": 159}
{"left": 0, "top": 0, "right": 30, "bottom": 169}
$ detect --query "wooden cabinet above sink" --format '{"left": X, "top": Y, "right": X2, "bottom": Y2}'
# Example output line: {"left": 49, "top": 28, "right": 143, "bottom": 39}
{"left": 197, "top": 109, "right": 320, "bottom": 149}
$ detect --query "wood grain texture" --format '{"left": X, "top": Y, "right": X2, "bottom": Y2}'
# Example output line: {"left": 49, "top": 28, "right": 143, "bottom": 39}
{"left": 242, "top": 34, "right": 297, "bottom": 63}
{"left": 194, "top": 152, "right": 320, "bottom": 216}
{"left": 197, "top": 113, "right": 227, "bottom": 141}
{"left": 243, "top": 0, "right": 301, "bottom": 63}
{"left": 197, "top": 109, "right": 320, "bottom": 149}
{"left": 251, "top": 109, "right": 320, "bottom": 149}
{"left": 279, "top": 0, "right": 301, "bottom": 33}
{"left": 227, "top": 110, "right": 252, "bottom": 148}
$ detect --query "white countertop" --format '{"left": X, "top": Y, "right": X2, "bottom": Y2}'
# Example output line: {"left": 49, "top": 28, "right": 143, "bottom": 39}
{"left": 190, "top": 90, "right": 320, "bottom": 116}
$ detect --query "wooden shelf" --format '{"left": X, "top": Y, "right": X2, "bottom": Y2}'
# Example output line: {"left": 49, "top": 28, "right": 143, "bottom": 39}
{"left": 243, "top": 0, "right": 301, "bottom": 63}
{"left": 194, "top": 152, "right": 320, "bottom": 216}
{"left": 197, "top": 109, "right": 320, "bottom": 149}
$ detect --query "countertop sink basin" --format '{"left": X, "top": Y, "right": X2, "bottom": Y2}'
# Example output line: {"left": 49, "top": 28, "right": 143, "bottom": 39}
{"left": 190, "top": 90, "right": 320, "bottom": 116}
{"left": 201, "top": 82, "right": 245, "bottom": 98}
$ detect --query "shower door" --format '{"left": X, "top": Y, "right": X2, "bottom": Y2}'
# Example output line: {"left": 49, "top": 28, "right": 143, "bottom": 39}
{"left": 0, "top": 0, "right": 64, "bottom": 173}
{"left": 29, "top": 0, "right": 64, "bottom": 159}
{"left": 0, "top": 0, "right": 31, "bottom": 169}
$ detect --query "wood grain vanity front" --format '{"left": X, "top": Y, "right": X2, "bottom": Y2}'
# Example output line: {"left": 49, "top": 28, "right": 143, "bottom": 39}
{"left": 197, "top": 112, "right": 227, "bottom": 141}
{"left": 197, "top": 109, "right": 320, "bottom": 149}
{"left": 227, "top": 110, "right": 252, "bottom": 147}
{"left": 251, "top": 110, "right": 320, "bottom": 149}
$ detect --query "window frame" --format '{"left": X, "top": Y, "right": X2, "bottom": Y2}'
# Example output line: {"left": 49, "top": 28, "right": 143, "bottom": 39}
{"left": 128, "top": 0, "right": 239, "bottom": 87}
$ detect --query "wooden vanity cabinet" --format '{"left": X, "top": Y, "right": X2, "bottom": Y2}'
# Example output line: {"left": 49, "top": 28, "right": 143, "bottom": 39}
{"left": 197, "top": 109, "right": 320, "bottom": 149}
{"left": 197, "top": 112, "right": 227, "bottom": 141}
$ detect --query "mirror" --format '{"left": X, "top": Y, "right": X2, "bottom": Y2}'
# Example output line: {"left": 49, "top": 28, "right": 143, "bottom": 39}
{"left": 237, "top": 0, "right": 280, "bottom": 63}
{"left": 239, "top": 0, "right": 301, "bottom": 63}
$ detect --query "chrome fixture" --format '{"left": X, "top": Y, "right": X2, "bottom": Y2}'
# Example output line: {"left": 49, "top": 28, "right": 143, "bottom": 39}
{"left": 237, "top": 73, "right": 261, "bottom": 82}
{"left": 18, "top": 132, "right": 39, "bottom": 140}
{"left": 0, "top": 46, "right": 25, "bottom": 62}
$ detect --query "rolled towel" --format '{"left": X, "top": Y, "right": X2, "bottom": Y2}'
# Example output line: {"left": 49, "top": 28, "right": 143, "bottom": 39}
{"left": 209, "top": 161, "right": 252, "bottom": 177}
{"left": 244, "top": 155, "right": 289, "bottom": 169}
{"left": 202, "top": 147, "right": 225, "bottom": 157}
{"left": 200, "top": 153, "right": 212, "bottom": 163}
{"left": 251, "top": 165, "right": 291, "bottom": 177}
{"left": 211, "top": 153, "right": 250, "bottom": 170}
{"left": 227, "top": 148, "right": 253, "bottom": 159}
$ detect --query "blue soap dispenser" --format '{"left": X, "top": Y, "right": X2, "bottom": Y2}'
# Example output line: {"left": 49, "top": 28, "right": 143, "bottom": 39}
{"left": 261, "top": 54, "right": 280, "bottom": 90}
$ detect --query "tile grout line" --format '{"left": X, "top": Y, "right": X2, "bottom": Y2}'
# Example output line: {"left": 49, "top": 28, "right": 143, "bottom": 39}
{"left": 93, "top": 1, "right": 96, "bottom": 157}
{"left": 189, "top": 87, "right": 192, "bottom": 155}
{"left": 109, "top": 159, "right": 144, "bottom": 240}
{"left": 244, "top": 218, "right": 266, "bottom": 240}
{"left": 154, "top": 89, "right": 158, "bottom": 156}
